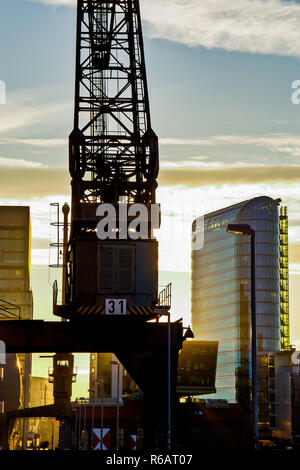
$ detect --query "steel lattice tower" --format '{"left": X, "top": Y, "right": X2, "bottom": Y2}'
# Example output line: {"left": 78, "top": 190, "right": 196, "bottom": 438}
{"left": 70, "top": 0, "right": 159, "bottom": 216}
{"left": 62, "top": 0, "right": 160, "bottom": 312}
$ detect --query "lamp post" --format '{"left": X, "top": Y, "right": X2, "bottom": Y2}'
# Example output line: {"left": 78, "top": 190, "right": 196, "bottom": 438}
{"left": 95, "top": 378, "right": 104, "bottom": 450}
{"left": 167, "top": 312, "right": 171, "bottom": 451}
{"left": 227, "top": 223, "right": 258, "bottom": 447}
{"left": 110, "top": 361, "right": 121, "bottom": 450}
{"left": 183, "top": 326, "right": 194, "bottom": 341}
{"left": 88, "top": 388, "right": 95, "bottom": 450}
{"left": 83, "top": 401, "right": 87, "bottom": 449}
{"left": 78, "top": 404, "right": 81, "bottom": 449}
{"left": 74, "top": 407, "right": 78, "bottom": 450}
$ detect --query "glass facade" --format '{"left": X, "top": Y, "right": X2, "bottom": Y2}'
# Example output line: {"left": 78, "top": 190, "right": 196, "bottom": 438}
{"left": 191, "top": 196, "right": 282, "bottom": 407}
{"left": 279, "top": 207, "right": 289, "bottom": 350}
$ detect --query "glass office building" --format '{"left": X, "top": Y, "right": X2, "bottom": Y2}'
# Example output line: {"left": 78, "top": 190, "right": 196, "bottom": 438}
{"left": 191, "top": 196, "right": 288, "bottom": 408}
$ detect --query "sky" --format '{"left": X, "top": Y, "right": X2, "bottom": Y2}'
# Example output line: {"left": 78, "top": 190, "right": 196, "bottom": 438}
{"left": 1, "top": 0, "right": 300, "bottom": 396}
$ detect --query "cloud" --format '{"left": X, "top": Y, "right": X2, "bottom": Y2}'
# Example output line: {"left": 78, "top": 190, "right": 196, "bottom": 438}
{"left": 0, "top": 138, "right": 66, "bottom": 148}
{"left": 213, "top": 134, "right": 300, "bottom": 157}
{"left": 290, "top": 263, "right": 300, "bottom": 275}
{"left": 26, "top": 0, "right": 300, "bottom": 58}
{"left": 160, "top": 138, "right": 216, "bottom": 146}
{"left": 160, "top": 133, "right": 300, "bottom": 163}
{"left": 0, "top": 156, "right": 44, "bottom": 168}
{"left": 290, "top": 244, "right": 300, "bottom": 265}
{"left": 160, "top": 157, "right": 223, "bottom": 169}
{"left": 289, "top": 219, "right": 300, "bottom": 227}
{"left": 26, "top": 0, "right": 74, "bottom": 5}
{"left": 0, "top": 88, "right": 71, "bottom": 135}
{"left": 1, "top": 159, "right": 300, "bottom": 198}
{"left": 159, "top": 164, "right": 300, "bottom": 186}
{"left": 161, "top": 133, "right": 300, "bottom": 149}
{"left": 32, "top": 238, "right": 52, "bottom": 249}
{"left": 142, "top": 0, "right": 300, "bottom": 58}
{"left": 0, "top": 165, "right": 69, "bottom": 197}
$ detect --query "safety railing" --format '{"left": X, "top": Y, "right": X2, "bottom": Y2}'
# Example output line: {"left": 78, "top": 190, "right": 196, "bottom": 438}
{"left": 158, "top": 283, "right": 172, "bottom": 308}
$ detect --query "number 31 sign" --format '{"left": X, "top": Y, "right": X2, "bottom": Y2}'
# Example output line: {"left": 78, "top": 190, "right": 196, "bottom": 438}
{"left": 105, "top": 299, "right": 127, "bottom": 315}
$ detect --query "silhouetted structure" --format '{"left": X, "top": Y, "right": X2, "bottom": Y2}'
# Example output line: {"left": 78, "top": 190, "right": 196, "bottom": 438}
{"left": 0, "top": 1, "right": 183, "bottom": 451}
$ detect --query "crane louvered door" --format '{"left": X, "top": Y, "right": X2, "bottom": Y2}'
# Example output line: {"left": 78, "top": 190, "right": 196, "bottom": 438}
{"left": 116, "top": 246, "right": 135, "bottom": 293}
{"left": 98, "top": 245, "right": 135, "bottom": 294}
{"left": 98, "top": 246, "right": 115, "bottom": 292}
